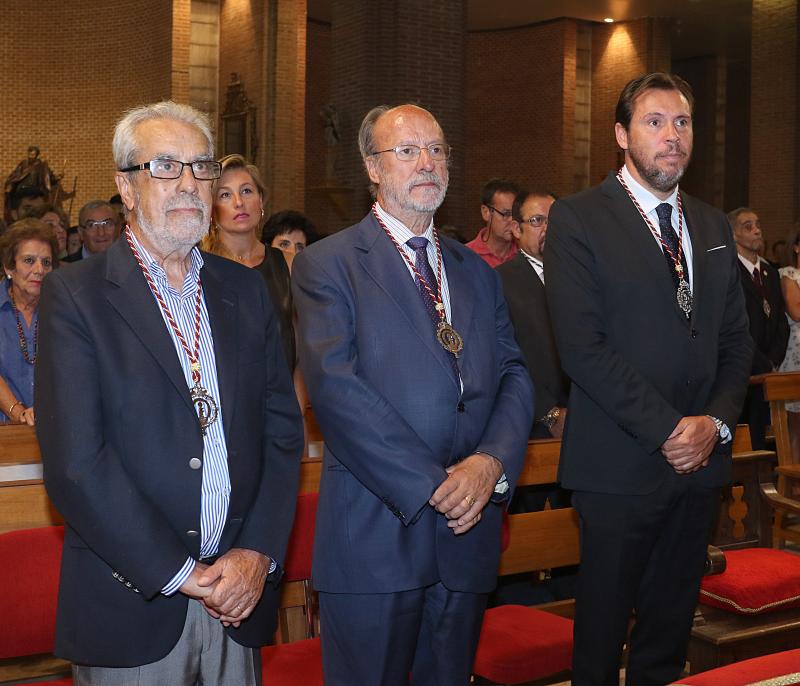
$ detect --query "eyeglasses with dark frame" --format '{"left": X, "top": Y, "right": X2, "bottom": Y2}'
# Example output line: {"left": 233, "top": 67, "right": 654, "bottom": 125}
{"left": 518, "top": 215, "right": 548, "bottom": 228}
{"left": 119, "top": 158, "right": 221, "bottom": 180}
{"left": 485, "top": 204, "right": 514, "bottom": 221}
{"left": 369, "top": 144, "right": 451, "bottom": 162}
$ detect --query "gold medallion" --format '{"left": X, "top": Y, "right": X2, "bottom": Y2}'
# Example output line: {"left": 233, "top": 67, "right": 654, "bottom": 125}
{"left": 191, "top": 383, "right": 219, "bottom": 435}
{"left": 436, "top": 321, "right": 464, "bottom": 357}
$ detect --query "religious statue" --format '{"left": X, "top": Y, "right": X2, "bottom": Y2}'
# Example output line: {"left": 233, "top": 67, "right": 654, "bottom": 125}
{"left": 320, "top": 104, "right": 341, "bottom": 180}
{"left": 4, "top": 146, "right": 74, "bottom": 220}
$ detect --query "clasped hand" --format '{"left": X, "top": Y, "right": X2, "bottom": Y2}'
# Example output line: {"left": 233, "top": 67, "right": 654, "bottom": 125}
{"left": 428, "top": 453, "right": 503, "bottom": 535}
{"left": 179, "top": 548, "right": 269, "bottom": 627}
{"left": 661, "top": 416, "right": 719, "bottom": 474}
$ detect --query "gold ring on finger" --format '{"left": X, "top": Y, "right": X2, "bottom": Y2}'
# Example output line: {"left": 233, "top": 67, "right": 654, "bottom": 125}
{"left": 464, "top": 494, "right": 475, "bottom": 507}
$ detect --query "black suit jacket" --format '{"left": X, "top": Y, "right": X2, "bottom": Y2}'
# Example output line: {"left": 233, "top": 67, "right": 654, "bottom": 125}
{"left": 738, "top": 260, "right": 788, "bottom": 373}
{"left": 61, "top": 250, "right": 83, "bottom": 262}
{"left": 36, "top": 238, "right": 303, "bottom": 666}
{"left": 546, "top": 173, "right": 753, "bottom": 495}
{"left": 497, "top": 253, "right": 569, "bottom": 436}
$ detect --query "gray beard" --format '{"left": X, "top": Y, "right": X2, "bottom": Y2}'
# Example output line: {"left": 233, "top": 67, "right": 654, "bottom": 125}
{"left": 629, "top": 148, "right": 689, "bottom": 194}
{"left": 133, "top": 190, "right": 210, "bottom": 255}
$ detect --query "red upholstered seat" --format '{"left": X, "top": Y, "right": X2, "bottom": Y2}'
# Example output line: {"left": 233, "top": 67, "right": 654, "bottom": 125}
{"left": 282, "top": 493, "right": 318, "bottom": 582}
{"left": 262, "top": 636, "right": 323, "bottom": 684}
{"left": 473, "top": 605, "right": 574, "bottom": 684}
{"left": 675, "top": 648, "right": 800, "bottom": 685}
{"left": 699, "top": 548, "right": 800, "bottom": 614}
{"left": 0, "top": 526, "right": 64, "bottom": 659}
{"left": 17, "top": 679, "right": 72, "bottom": 686}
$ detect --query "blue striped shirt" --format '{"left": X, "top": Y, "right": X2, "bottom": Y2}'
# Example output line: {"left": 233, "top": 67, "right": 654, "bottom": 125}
{"left": 128, "top": 232, "right": 231, "bottom": 595}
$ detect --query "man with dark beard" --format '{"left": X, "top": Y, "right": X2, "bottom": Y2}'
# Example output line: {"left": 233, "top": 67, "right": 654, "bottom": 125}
{"left": 36, "top": 101, "right": 303, "bottom": 684}
{"left": 546, "top": 74, "right": 752, "bottom": 685}
{"left": 292, "top": 103, "right": 533, "bottom": 686}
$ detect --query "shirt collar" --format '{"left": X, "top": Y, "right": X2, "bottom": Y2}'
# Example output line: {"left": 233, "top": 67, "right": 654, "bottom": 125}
{"left": 519, "top": 248, "right": 543, "bottom": 270}
{"left": 737, "top": 252, "right": 762, "bottom": 272}
{"left": 620, "top": 164, "right": 679, "bottom": 217}
{"left": 127, "top": 228, "right": 204, "bottom": 297}
{"left": 373, "top": 202, "right": 435, "bottom": 246}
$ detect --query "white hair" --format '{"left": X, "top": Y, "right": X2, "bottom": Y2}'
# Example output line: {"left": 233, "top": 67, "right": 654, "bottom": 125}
{"left": 112, "top": 101, "right": 214, "bottom": 170}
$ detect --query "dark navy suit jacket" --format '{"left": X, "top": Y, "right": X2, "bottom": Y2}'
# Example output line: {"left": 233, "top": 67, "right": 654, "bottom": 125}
{"left": 292, "top": 212, "right": 533, "bottom": 596}
{"left": 36, "top": 238, "right": 303, "bottom": 666}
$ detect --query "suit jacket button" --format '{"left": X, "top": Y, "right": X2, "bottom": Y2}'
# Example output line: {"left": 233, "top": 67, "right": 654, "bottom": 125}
{"left": 691, "top": 329, "right": 698, "bottom": 338}
{"left": 189, "top": 457, "right": 202, "bottom": 470}
{"left": 457, "top": 401, "right": 465, "bottom": 413}
{"left": 187, "top": 529, "right": 199, "bottom": 537}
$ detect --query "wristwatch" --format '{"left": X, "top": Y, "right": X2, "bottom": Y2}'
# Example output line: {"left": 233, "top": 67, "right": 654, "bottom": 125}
{"left": 707, "top": 415, "right": 724, "bottom": 438}
{"left": 541, "top": 406, "right": 562, "bottom": 431}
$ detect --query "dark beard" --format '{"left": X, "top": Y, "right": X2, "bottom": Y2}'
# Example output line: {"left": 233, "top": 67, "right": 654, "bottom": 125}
{"left": 629, "top": 147, "right": 690, "bottom": 194}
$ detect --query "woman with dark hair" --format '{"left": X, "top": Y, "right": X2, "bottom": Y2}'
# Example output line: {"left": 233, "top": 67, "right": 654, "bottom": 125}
{"left": 202, "top": 154, "right": 296, "bottom": 371}
{"left": 261, "top": 210, "right": 318, "bottom": 271}
{"left": 0, "top": 218, "right": 58, "bottom": 424}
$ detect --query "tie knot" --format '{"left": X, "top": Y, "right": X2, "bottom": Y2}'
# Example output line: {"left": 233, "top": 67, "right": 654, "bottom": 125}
{"left": 407, "top": 236, "right": 429, "bottom": 252}
{"left": 656, "top": 202, "right": 673, "bottom": 228}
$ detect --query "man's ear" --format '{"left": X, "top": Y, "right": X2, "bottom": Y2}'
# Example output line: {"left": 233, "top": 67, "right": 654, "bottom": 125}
{"left": 114, "top": 172, "right": 136, "bottom": 213}
{"left": 480, "top": 205, "right": 491, "bottom": 224}
{"left": 614, "top": 122, "right": 629, "bottom": 151}
{"left": 365, "top": 157, "right": 381, "bottom": 186}
{"left": 511, "top": 222, "right": 522, "bottom": 241}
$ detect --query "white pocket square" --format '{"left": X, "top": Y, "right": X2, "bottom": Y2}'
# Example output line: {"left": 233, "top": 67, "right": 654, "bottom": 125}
{"left": 706, "top": 244, "right": 726, "bottom": 252}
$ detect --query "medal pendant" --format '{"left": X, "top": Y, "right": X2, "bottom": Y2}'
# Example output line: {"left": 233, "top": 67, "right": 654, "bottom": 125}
{"left": 436, "top": 321, "right": 464, "bottom": 357}
{"left": 676, "top": 278, "right": 693, "bottom": 318}
{"left": 675, "top": 263, "right": 684, "bottom": 276}
{"left": 763, "top": 299, "right": 771, "bottom": 317}
{"left": 190, "top": 383, "right": 219, "bottom": 436}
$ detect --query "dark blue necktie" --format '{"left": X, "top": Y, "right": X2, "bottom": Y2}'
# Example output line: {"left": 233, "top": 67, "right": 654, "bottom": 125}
{"left": 406, "top": 236, "right": 460, "bottom": 382}
{"left": 656, "top": 202, "right": 689, "bottom": 294}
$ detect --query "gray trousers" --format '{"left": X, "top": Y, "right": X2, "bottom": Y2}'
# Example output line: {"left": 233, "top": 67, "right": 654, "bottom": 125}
{"left": 72, "top": 600, "right": 261, "bottom": 686}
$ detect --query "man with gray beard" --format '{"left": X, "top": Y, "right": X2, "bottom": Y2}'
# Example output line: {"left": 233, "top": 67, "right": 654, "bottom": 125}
{"left": 546, "top": 73, "right": 752, "bottom": 685}
{"left": 292, "top": 103, "right": 532, "bottom": 686}
{"left": 36, "top": 101, "right": 303, "bottom": 684}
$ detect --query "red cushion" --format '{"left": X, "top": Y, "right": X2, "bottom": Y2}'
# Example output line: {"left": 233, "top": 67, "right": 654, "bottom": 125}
{"left": 699, "top": 548, "right": 800, "bottom": 614}
{"left": 675, "top": 648, "right": 800, "bottom": 685}
{"left": 0, "top": 526, "right": 64, "bottom": 658}
{"left": 262, "top": 637, "right": 323, "bottom": 686}
{"left": 473, "top": 605, "right": 573, "bottom": 683}
{"left": 17, "top": 679, "right": 72, "bottom": 685}
{"left": 282, "top": 494, "right": 318, "bottom": 582}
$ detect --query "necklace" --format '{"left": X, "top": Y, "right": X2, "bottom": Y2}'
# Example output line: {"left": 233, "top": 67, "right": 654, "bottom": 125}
{"left": 8, "top": 287, "right": 37, "bottom": 365}
{"left": 371, "top": 205, "right": 464, "bottom": 357}
{"left": 616, "top": 171, "right": 692, "bottom": 318}
{"left": 125, "top": 228, "right": 219, "bottom": 435}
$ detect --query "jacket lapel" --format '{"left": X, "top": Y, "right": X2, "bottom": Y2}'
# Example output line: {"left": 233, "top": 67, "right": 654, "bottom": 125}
{"left": 602, "top": 173, "right": 690, "bottom": 327}
{"left": 680, "top": 190, "right": 708, "bottom": 327}
{"left": 104, "top": 239, "right": 194, "bottom": 412}
{"left": 201, "top": 262, "right": 238, "bottom": 429}
{"left": 355, "top": 214, "right": 460, "bottom": 388}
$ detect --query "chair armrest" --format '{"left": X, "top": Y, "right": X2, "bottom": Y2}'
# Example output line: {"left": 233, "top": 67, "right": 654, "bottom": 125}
{"left": 761, "top": 482, "right": 800, "bottom": 516}
{"left": 704, "top": 545, "right": 727, "bottom": 576}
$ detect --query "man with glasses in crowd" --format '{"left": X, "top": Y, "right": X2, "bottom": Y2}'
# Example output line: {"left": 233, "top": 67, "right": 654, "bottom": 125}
{"left": 292, "top": 103, "right": 532, "bottom": 686}
{"left": 63, "top": 200, "right": 120, "bottom": 262}
{"left": 36, "top": 101, "right": 303, "bottom": 685}
{"left": 466, "top": 178, "right": 521, "bottom": 267}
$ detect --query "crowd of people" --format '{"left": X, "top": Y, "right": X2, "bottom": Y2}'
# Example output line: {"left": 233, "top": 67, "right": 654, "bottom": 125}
{"left": 0, "top": 70, "right": 793, "bottom": 685}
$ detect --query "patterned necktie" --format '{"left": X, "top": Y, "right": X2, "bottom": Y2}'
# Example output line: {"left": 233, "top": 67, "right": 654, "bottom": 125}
{"left": 656, "top": 202, "right": 689, "bottom": 296}
{"left": 406, "top": 236, "right": 460, "bottom": 382}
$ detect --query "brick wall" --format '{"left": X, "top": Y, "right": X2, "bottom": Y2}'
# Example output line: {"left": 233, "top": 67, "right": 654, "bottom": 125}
{"left": 465, "top": 19, "right": 578, "bottom": 237}
{"left": 750, "top": 0, "right": 798, "bottom": 249}
{"left": 330, "top": 0, "right": 467, "bottom": 231}
{"left": 1, "top": 2, "right": 187, "bottom": 223}
{"left": 590, "top": 19, "right": 671, "bottom": 186}
{"left": 219, "top": 0, "right": 306, "bottom": 214}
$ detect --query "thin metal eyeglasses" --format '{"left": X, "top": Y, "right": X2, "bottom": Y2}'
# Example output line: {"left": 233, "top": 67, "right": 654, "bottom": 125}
{"left": 82, "top": 219, "right": 117, "bottom": 231}
{"left": 486, "top": 204, "right": 514, "bottom": 221}
{"left": 518, "top": 215, "right": 548, "bottom": 228}
{"left": 119, "top": 158, "right": 221, "bottom": 180}
{"left": 369, "top": 144, "right": 451, "bottom": 162}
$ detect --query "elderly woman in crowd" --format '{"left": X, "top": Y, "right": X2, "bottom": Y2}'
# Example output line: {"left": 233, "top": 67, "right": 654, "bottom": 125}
{"left": 29, "top": 204, "right": 70, "bottom": 259}
{"left": 261, "top": 209, "right": 318, "bottom": 271}
{"left": 201, "top": 153, "right": 295, "bottom": 371}
{"left": 0, "top": 218, "right": 58, "bottom": 425}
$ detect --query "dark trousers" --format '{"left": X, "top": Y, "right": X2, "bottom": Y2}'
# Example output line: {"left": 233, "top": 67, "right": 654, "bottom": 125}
{"left": 319, "top": 581, "right": 487, "bottom": 686}
{"left": 571, "top": 472, "right": 719, "bottom": 686}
